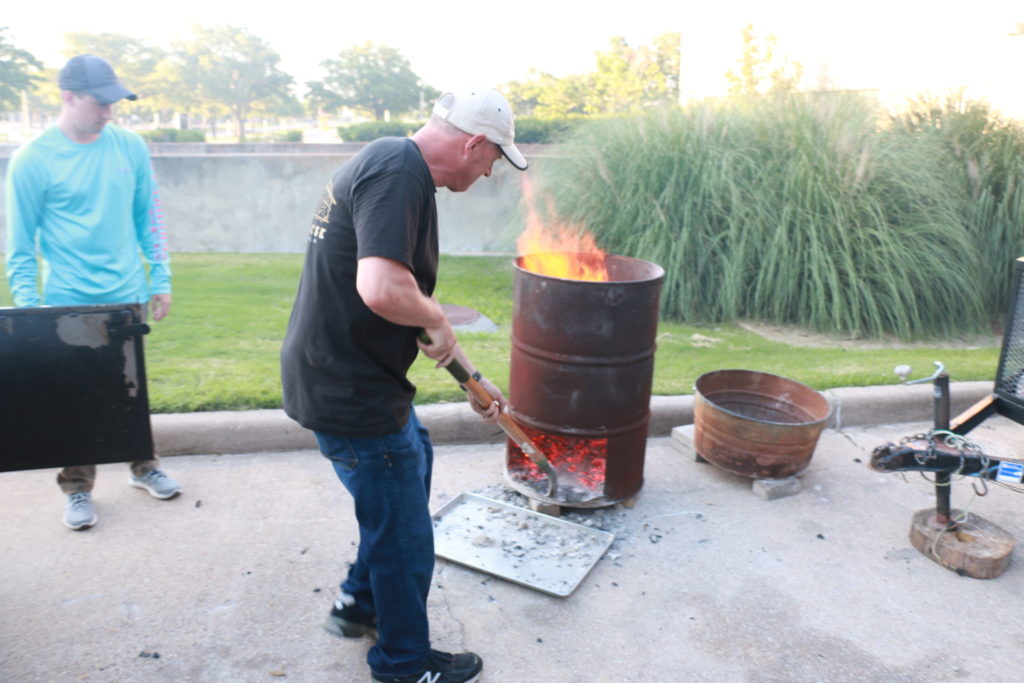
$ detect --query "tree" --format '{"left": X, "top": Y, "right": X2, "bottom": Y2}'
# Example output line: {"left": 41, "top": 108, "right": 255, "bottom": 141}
{"left": 506, "top": 71, "right": 592, "bottom": 119}
{"left": 724, "top": 24, "right": 803, "bottom": 96}
{"left": 304, "top": 81, "right": 342, "bottom": 117}
{"left": 651, "top": 33, "right": 682, "bottom": 104}
{"left": 62, "top": 32, "right": 166, "bottom": 85}
{"left": 0, "top": 27, "right": 43, "bottom": 112}
{"left": 22, "top": 67, "right": 61, "bottom": 123}
{"left": 503, "top": 33, "right": 681, "bottom": 118}
{"left": 308, "top": 42, "right": 435, "bottom": 121}
{"left": 61, "top": 33, "right": 168, "bottom": 121}
{"left": 170, "top": 26, "right": 295, "bottom": 141}
{"left": 588, "top": 34, "right": 680, "bottom": 114}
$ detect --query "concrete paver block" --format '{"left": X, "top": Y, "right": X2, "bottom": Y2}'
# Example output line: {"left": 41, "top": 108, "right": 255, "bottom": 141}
{"left": 752, "top": 476, "right": 803, "bottom": 500}
{"left": 526, "top": 498, "right": 562, "bottom": 516}
{"left": 670, "top": 424, "right": 709, "bottom": 462}
{"left": 670, "top": 424, "right": 695, "bottom": 453}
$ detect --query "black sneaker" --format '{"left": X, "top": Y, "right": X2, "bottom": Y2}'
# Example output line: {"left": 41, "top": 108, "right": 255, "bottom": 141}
{"left": 323, "top": 593, "right": 377, "bottom": 639}
{"left": 371, "top": 650, "right": 483, "bottom": 683}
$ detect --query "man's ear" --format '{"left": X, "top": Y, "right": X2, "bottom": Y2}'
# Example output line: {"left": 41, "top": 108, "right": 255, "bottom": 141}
{"left": 60, "top": 90, "right": 76, "bottom": 106}
{"left": 464, "top": 133, "right": 488, "bottom": 154}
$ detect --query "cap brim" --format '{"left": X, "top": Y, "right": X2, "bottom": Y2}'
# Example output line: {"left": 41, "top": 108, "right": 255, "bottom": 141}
{"left": 90, "top": 83, "right": 137, "bottom": 105}
{"left": 501, "top": 143, "right": 528, "bottom": 171}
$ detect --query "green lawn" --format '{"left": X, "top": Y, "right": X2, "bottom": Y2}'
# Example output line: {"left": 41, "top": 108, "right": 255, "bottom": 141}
{"left": 0, "top": 253, "right": 1001, "bottom": 413}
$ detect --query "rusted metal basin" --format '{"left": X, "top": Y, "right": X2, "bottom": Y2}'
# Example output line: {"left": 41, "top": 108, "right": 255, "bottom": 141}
{"left": 693, "top": 369, "right": 832, "bottom": 479}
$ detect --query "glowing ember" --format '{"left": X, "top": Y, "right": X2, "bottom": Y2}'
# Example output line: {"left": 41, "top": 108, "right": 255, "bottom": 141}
{"left": 517, "top": 175, "right": 609, "bottom": 282}
{"left": 508, "top": 428, "right": 608, "bottom": 500}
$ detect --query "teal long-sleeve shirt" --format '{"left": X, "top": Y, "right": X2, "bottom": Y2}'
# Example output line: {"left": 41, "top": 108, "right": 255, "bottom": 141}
{"left": 4, "top": 124, "right": 171, "bottom": 307}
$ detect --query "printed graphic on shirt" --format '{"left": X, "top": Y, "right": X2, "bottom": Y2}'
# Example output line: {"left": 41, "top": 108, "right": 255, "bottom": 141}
{"left": 309, "top": 182, "right": 335, "bottom": 244}
{"left": 148, "top": 171, "right": 169, "bottom": 262}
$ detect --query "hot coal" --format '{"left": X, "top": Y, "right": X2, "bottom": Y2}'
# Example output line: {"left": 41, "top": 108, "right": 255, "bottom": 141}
{"left": 507, "top": 432, "right": 608, "bottom": 503}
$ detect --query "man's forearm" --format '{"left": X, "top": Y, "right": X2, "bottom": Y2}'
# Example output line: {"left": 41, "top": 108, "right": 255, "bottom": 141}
{"left": 5, "top": 252, "right": 40, "bottom": 307}
{"left": 356, "top": 256, "right": 446, "bottom": 329}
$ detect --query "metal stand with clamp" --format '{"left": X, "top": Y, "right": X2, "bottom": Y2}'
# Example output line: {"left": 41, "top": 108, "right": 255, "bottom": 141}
{"left": 874, "top": 259, "right": 1024, "bottom": 577}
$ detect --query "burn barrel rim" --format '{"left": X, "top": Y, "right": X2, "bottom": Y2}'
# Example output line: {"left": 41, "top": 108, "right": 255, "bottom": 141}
{"left": 694, "top": 368, "right": 832, "bottom": 427}
{"left": 514, "top": 252, "right": 665, "bottom": 284}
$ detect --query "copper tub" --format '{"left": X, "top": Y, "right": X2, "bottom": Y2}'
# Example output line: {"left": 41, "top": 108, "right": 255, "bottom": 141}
{"left": 693, "top": 369, "right": 832, "bottom": 479}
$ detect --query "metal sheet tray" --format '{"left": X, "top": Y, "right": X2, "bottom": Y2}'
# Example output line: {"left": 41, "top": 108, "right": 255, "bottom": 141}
{"left": 431, "top": 493, "right": 614, "bottom": 597}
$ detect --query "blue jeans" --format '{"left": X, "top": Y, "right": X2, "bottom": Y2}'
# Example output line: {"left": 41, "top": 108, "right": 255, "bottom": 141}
{"left": 314, "top": 408, "right": 435, "bottom": 675}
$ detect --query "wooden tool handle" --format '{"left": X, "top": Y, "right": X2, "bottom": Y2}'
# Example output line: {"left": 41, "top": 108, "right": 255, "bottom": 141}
{"left": 417, "top": 330, "right": 551, "bottom": 467}
{"left": 462, "top": 377, "right": 543, "bottom": 457}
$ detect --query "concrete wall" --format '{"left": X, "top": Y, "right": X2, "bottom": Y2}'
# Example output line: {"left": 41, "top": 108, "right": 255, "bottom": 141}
{"left": 0, "top": 142, "right": 555, "bottom": 254}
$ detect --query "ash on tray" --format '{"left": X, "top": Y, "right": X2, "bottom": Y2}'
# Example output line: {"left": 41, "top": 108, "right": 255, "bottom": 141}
{"left": 472, "top": 483, "right": 634, "bottom": 551}
{"left": 431, "top": 491, "right": 614, "bottom": 597}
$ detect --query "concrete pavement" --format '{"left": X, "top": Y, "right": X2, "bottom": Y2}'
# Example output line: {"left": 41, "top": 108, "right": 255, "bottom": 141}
{"left": 3, "top": 381, "right": 1024, "bottom": 682}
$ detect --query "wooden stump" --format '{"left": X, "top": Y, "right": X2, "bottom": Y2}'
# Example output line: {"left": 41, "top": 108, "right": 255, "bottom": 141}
{"left": 909, "top": 509, "right": 1016, "bottom": 579}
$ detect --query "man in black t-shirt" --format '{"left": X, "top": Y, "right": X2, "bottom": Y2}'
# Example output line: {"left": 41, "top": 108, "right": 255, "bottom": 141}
{"left": 280, "top": 88, "right": 527, "bottom": 683}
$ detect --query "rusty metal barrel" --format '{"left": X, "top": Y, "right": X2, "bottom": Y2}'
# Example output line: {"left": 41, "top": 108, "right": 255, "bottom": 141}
{"left": 693, "top": 369, "right": 832, "bottom": 479}
{"left": 506, "top": 253, "right": 664, "bottom": 506}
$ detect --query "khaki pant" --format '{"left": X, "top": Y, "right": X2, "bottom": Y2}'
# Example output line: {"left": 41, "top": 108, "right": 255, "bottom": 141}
{"left": 57, "top": 302, "right": 159, "bottom": 495}
{"left": 57, "top": 459, "right": 160, "bottom": 494}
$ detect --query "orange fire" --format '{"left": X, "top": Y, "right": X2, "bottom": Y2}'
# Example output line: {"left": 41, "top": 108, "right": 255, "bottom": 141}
{"left": 517, "top": 176, "right": 609, "bottom": 282}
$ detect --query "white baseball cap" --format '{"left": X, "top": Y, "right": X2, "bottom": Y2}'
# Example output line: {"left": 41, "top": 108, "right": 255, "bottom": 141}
{"left": 432, "top": 88, "right": 527, "bottom": 171}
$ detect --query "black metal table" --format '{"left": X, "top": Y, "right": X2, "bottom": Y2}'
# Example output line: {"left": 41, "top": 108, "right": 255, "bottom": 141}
{"left": 0, "top": 304, "right": 153, "bottom": 472}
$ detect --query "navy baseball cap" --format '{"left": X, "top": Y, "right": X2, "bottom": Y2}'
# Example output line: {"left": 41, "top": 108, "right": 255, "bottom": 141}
{"left": 59, "top": 55, "right": 137, "bottom": 104}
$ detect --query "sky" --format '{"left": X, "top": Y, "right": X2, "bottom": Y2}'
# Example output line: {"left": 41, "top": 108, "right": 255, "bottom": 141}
{"left": 5, "top": 0, "right": 1024, "bottom": 115}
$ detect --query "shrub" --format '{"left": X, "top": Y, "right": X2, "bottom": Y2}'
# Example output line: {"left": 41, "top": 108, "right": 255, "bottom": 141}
{"left": 893, "top": 94, "right": 1024, "bottom": 317}
{"left": 513, "top": 117, "right": 582, "bottom": 143}
{"left": 541, "top": 95, "right": 988, "bottom": 339}
{"left": 338, "top": 120, "right": 421, "bottom": 141}
{"left": 139, "top": 128, "right": 206, "bottom": 143}
{"left": 336, "top": 117, "right": 577, "bottom": 144}
{"left": 272, "top": 129, "right": 303, "bottom": 143}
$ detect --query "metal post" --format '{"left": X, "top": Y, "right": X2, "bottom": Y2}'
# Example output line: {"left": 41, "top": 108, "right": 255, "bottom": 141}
{"left": 934, "top": 372, "right": 952, "bottom": 525}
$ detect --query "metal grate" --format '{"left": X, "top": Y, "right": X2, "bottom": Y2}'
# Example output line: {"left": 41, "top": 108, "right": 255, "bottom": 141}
{"left": 994, "top": 258, "right": 1024, "bottom": 416}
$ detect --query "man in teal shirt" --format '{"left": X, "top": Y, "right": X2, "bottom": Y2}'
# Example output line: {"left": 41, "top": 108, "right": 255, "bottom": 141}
{"left": 4, "top": 55, "right": 181, "bottom": 530}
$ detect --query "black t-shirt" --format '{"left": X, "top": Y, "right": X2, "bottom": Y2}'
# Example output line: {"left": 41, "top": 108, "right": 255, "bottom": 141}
{"left": 280, "top": 137, "right": 438, "bottom": 436}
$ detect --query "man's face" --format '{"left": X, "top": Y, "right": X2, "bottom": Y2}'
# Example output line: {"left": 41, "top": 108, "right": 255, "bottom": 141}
{"left": 66, "top": 93, "right": 114, "bottom": 137}
{"left": 449, "top": 139, "right": 503, "bottom": 192}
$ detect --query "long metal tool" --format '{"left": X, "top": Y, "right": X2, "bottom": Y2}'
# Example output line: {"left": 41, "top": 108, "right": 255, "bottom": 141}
{"left": 418, "top": 331, "right": 559, "bottom": 497}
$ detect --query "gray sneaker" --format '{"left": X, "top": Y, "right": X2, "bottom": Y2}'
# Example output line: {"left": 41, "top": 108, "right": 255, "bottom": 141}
{"left": 130, "top": 469, "right": 181, "bottom": 499}
{"left": 64, "top": 492, "right": 97, "bottom": 530}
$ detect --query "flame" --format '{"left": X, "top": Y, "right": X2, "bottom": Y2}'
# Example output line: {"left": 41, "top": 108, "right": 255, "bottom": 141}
{"left": 517, "top": 176, "right": 609, "bottom": 282}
